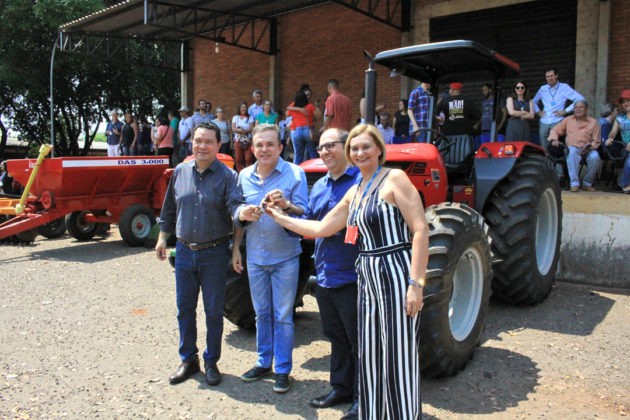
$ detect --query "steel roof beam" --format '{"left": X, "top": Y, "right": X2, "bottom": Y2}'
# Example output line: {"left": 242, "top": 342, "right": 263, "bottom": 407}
{"left": 331, "top": 0, "right": 410, "bottom": 31}
{"left": 142, "top": 0, "right": 277, "bottom": 54}
{"left": 58, "top": 31, "right": 183, "bottom": 72}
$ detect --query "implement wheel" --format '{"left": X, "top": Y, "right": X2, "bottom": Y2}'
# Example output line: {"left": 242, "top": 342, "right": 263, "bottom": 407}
{"left": 119, "top": 204, "right": 156, "bottom": 247}
{"left": 484, "top": 154, "right": 562, "bottom": 304}
{"left": 421, "top": 203, "right": 492, "bottom": 378}
{"left": 65, "top": 211, "right": 99, "bottom": 241}
{"left": 38, "top": 217, "right": 66, "bottom": 239}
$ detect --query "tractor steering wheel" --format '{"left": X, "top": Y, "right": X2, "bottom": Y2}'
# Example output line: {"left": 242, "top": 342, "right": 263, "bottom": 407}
{"left": 411, "top": 127, "right": 456, "bottom": 154}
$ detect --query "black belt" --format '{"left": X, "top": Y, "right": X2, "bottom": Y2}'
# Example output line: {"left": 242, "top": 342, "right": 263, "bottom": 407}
{"left": 178, "top": 235, "right": 231, "bottom": 251}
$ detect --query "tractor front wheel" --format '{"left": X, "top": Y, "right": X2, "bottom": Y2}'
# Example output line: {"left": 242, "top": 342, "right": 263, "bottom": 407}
{"left": 484, "top": 154, "right": 562, "bottom": 304}
{"left": 421, "top": 203, "right": 492, "bottom": 378}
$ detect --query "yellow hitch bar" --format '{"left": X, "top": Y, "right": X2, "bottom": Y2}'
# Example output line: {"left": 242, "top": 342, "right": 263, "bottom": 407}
{"left": 13, "top": 144, "right": 53, "bottom": 215}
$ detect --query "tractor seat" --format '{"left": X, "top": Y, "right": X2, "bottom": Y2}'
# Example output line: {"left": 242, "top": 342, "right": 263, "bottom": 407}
{"left": 442, "top": 134, "right": 475, "bottom": 174}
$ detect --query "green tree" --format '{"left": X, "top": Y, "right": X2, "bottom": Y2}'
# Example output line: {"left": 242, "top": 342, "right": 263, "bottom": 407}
{"left": 0, "top": 0, "right": 179, "bottom": 158}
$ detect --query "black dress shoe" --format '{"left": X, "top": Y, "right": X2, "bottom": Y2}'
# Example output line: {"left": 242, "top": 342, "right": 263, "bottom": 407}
{"left": 309, "top": 389, "right": 353, "bottom": 408}
{"left": 169, "top": 358, "right": 200, "bottom": 385}
{"left": 204, "top": 362, "right": 221, "bottom": 386}
{"left": 340, "top": 401, "right": 359, "bottom": 419}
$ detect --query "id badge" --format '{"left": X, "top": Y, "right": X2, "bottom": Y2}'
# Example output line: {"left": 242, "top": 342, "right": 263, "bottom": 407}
{"left": 345, "top": 225, "right": 359, "bottom": 245}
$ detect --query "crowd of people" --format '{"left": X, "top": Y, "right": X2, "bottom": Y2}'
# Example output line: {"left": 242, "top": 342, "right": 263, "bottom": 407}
{"left": 404, "top": 68, "right": 630, "bottom": 193}
{"left": 104, "top": 79, "right": 353, "bottom": 171}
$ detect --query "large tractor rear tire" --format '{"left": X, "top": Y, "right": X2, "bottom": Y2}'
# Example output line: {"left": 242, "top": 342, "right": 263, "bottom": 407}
{"left": 38, "top": 217, "right": 67, "bottom": 239}
{"left": 119, "top": 204, "right": 156, "bottom": 247}
{"left": 223, "top": 244, "right": 256, "bottom": 330}
{"left": 223, "top": 240, "right": 314, "bottom": 330}
{"left": 484, "top": 154, "right": 562, "bottom": 304}
{"left": 65, "top": 211, "right": 100, "bottom": 241}
{"left": 421, "top": 203, "right": 492, "bottom": 378}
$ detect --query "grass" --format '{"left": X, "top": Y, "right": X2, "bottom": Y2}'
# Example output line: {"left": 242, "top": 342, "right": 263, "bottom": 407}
{"left": 93, "top": 133, "right": 107, "bottom": 143}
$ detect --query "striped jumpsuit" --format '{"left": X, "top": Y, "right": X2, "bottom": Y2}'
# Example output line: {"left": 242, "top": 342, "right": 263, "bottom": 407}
{"left": 351, "top": 172, "right": 421, "bottom": 419}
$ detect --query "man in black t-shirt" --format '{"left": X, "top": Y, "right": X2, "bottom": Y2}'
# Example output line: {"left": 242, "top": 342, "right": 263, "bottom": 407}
{"left": 436, "top": 82, "right": 475, "bottom": 136}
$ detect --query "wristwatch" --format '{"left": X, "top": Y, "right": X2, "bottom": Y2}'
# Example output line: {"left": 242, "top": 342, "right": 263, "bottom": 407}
{"left": 408, "top": 277, "right": 425, "bottom": 289}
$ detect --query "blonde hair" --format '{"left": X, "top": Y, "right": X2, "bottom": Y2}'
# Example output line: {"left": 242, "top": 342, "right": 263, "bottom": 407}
{"left": 345, "top": 124, "right": 387, "bottom": 166}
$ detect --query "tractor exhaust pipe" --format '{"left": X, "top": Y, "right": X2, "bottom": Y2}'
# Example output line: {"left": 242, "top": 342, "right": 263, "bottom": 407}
{"left": 364, "top": 50, "right": 377, "bottom": 125}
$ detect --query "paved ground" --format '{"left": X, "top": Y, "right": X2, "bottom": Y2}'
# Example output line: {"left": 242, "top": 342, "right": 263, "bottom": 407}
{"left": 1, "top": 231, "right": 629, "bottom": 419}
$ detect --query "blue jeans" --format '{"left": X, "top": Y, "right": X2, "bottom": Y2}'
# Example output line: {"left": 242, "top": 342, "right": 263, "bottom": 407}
{"left": 567, "top": 146, "right": 601, "bottom": 187}
{"left": 120, "top": 145, "right": 133, "bottom": 156}
{"left": 621, "top": 153, "right": 630, "bottom": 188}
{"left": 247, "top": 256, "right": 300, "bottom": 374}
{"left": 291, "top": 126, "right": 317, "bottom": 165}
{"left": 175, "top": 241, "right": 229, "bottom": 364}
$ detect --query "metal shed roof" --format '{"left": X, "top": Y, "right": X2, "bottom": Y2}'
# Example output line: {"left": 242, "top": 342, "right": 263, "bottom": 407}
{"left": 59, "top": 0, "right": 410, "bottom": 70}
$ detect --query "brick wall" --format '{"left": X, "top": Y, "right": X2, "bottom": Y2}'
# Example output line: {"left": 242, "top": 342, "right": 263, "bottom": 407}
{"left": 609, "top": 0, "right": 630, "bottom": 101}
{"left": 190, "top": 3, "right": 402, "bottom": 126}
{"left": 190, "top": 39, "right": 270, "bottom": 116}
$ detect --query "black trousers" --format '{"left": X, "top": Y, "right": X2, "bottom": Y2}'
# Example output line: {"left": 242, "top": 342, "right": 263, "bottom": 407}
{"left": 315, "top": 282, "right": 359, "bottom": 399}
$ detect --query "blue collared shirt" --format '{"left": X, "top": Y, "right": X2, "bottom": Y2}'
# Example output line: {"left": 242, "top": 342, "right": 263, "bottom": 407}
{"left": 533, "top": 82, "right": 584, "bottom": 125}
{"left": 159, "top": 158, "right": 242, "bottom": 243}
{"left": 190, "top": 112, "right": 215, "bottom": 129}
{"left": 235, "top": 158, "right": 308, "bottom": 266}
{"left": 305, "top": 166, "right": 361, "bottom": 288}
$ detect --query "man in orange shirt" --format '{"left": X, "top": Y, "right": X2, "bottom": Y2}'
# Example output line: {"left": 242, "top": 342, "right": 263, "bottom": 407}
{"left": 548, "top": 100, "right": 601, "bottom": 192}
{"left": 324, "top": 79, "right": 353, "bottom": 131}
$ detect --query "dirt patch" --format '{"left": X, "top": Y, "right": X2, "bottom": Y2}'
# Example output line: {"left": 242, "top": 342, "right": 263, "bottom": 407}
{"left": 1, "top": 232, "right": 629, "bottom": 419}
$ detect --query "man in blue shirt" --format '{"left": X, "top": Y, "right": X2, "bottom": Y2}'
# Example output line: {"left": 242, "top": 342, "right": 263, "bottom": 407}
{"left": 156, "top": 122, "right": 244, "bottom": 387}
{"left": 232, "top": 124, "right": 308, "bottom": 393}
{"left": 533, "top": 68, "right": 584, "bottom": 148}
{"left": 304, "top": 128, "right": 361, "bottom": 419}
{"left": 190, "top": 99, "right": 215, "bottom": 130}
{"left": 105, "top": 110, "right": 123, "bottom": 157}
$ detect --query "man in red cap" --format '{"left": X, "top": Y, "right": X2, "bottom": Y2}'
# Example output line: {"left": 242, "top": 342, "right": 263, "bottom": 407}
{"left": 436, "top": 82, "right": 476, "bottom": 136}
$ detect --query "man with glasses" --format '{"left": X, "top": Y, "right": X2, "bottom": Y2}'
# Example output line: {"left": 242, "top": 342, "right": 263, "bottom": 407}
{"left": 547, "top": 100, "right": 601, "bottom": 192}
{"left": 156, "top": 122, "right": 243, "bottom": 387}
{"left": 533, "top": 68, "right": 584, "bottom": 148}
{"left": 232, "top": 124, "right": 308, "bottom": 393}
{"left": 304, "top": 128, "right": 361, "bottom": 419}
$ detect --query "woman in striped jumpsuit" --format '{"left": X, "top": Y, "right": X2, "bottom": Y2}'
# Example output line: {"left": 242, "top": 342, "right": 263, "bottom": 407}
{"left": 266, "top": 124, "right": 429, "bottom": 419}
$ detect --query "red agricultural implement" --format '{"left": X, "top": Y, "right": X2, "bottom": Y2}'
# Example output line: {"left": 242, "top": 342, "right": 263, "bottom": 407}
{"left": 0, "top": 145, "right": 236, "bottom": 246}
{"left": 0, "top": 145, "right": 171, "bottom": 246}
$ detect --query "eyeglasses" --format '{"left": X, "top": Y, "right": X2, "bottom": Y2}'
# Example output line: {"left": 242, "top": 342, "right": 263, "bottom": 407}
{"left": 515, "top": 86, "right": 526, "bottom": 90}
{"left": 317, "top": 141, "right": 343, "bottom": 152}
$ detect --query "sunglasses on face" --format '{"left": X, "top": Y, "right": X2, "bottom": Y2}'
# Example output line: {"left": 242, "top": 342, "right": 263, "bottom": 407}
{"left": 317, "top": 141, "right": 343, "bottom": 152}
{"left": 515, "top": 86, "right": 526, "bottom": 90}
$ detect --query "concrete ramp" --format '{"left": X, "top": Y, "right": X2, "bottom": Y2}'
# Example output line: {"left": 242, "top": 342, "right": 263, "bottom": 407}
{"left": 558, "top": 191, "right": 630, "bottom": 288}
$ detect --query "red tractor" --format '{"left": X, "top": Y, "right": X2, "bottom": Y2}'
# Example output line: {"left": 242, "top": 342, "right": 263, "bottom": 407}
{"left": 224, "top": 41, "right": 562, "bottom": 378}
